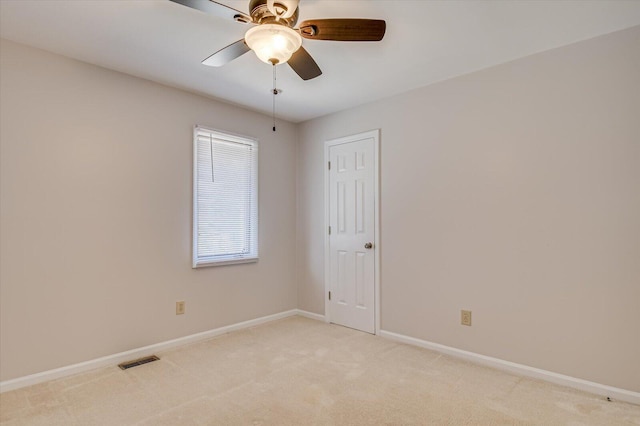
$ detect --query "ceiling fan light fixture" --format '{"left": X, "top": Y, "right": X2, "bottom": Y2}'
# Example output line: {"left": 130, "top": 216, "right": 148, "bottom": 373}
{"left": 245, "top": 24, "right": 302, "bottom": 65}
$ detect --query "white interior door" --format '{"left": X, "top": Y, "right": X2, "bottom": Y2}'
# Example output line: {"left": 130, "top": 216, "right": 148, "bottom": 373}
{"left": 326, "top": 132, "right": 378, "bottom": 334}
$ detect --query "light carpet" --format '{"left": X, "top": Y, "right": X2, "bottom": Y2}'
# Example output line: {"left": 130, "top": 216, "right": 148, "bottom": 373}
{"left": 1, "top": 316, "right": 639, "bottom": 425}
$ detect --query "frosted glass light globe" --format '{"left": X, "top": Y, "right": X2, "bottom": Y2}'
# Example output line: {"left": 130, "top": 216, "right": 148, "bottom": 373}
{"left": 245, "top": 24, "right": 302, "bottom": 65}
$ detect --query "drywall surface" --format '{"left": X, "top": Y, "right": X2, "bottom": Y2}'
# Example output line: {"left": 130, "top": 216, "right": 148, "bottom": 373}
{"left": 297, "top": 26, "right": 640, "bottom": 392}
{"left": 0, "top": 40, "right": 297, "bottom": 381}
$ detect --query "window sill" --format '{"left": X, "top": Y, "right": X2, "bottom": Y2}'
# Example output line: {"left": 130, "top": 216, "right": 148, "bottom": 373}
{"left": 192, "top": 257, "right": 259, "bottom": 268}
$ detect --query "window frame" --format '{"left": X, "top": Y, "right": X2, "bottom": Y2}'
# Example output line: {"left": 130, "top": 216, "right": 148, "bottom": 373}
{"left": 192, "top": 125, "right": 259, "bottom": 268}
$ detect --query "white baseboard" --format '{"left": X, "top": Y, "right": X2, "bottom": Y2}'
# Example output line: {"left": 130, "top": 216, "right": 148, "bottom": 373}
{"left": 0, "top": 309, "right": 300, "bottom": 393}
{"left": 5, "top": 312, "right": 636, "bottom": 406}
{"left": 294, "top": 309, "right": 325, "bottom": 322}
{"left": 378, "top": 329, "right": 640, "bottom": 406}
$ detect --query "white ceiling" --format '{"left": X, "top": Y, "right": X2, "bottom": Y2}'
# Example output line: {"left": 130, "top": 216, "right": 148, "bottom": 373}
{"left": 2, "top": 0, "right": 640, "bottom": 123}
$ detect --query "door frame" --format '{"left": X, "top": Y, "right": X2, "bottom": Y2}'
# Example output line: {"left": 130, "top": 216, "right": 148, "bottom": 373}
{"left": 324, "top": 129, "right": 381, "bottom": 334}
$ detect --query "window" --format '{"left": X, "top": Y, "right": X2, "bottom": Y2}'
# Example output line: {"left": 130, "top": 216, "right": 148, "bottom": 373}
{"left": 193, "top": 126, "right": 258, "bottom": 267}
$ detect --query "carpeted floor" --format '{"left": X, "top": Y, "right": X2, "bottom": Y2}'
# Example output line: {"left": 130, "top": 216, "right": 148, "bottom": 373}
{"left": 1, "top": 316, "right": 639, "bottom": 425}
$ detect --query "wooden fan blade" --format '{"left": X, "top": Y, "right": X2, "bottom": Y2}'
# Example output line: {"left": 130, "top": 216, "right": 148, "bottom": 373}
{"left": 298, "top": 19, "right": 386, "bottom": 41}
{"left": 169, "top": 0, "right": 252, "bottom": 24}
{"left": 288, "top": 47, "right": 322, "bottom": 81}
{"left": 202, "top": 39, "right": 251, "bottom": 67}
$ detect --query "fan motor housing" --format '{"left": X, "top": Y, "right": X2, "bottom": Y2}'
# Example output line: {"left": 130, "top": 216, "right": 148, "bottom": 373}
{"left": 249, "top": 0, "right": 299, "bottom": 27}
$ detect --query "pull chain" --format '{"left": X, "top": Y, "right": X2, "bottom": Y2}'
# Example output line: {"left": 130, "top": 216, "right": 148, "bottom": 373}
{"left": 272, "top": 64, "right": 277, "bottom": 132}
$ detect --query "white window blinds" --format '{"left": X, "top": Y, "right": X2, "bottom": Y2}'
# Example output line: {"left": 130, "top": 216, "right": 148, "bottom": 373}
{"left": 193, "top": 126, "right": 258, "bottom": 267}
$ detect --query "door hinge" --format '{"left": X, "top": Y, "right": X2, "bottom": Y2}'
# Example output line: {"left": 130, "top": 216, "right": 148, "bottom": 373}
{"left": 328, "top": 291, "right": 331, "bottom": 301}
{"left": 328, "top": 161, "right": 331, "bottom": 170}
{"left": 328, "top": 226, "right": 331, "bottom": 235}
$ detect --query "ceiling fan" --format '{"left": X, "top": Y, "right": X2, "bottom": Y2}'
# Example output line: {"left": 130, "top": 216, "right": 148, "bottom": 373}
{"left": 169, "top": 0, "right": 386, "bottom": 80}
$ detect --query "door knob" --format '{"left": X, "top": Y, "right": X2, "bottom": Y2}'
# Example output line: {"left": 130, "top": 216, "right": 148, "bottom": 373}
{"left": 364, "top": 242, "right": 373, "bottom": 249}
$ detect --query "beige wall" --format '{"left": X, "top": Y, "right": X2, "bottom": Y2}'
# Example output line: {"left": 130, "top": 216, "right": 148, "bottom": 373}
{"left": 2, "top": 25, "right": 639, "bottom": 394}
{"left": 297, "top": 26, "right": 640, "bottom": 392}
{"left": 0, "top": 40, "right": 298, "bottom": 381}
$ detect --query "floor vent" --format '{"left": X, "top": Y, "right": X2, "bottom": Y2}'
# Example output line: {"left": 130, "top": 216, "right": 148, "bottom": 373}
{"left": 118, "top": 355, "right": 160, "bottom": 370}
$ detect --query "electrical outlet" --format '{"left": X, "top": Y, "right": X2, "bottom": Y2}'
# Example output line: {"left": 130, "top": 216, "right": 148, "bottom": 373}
{"left": 176, "top": 301, "right": 185, "bottom": 315}
{"left": 461, "top": 310, "right": 472, "bottom": 326}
